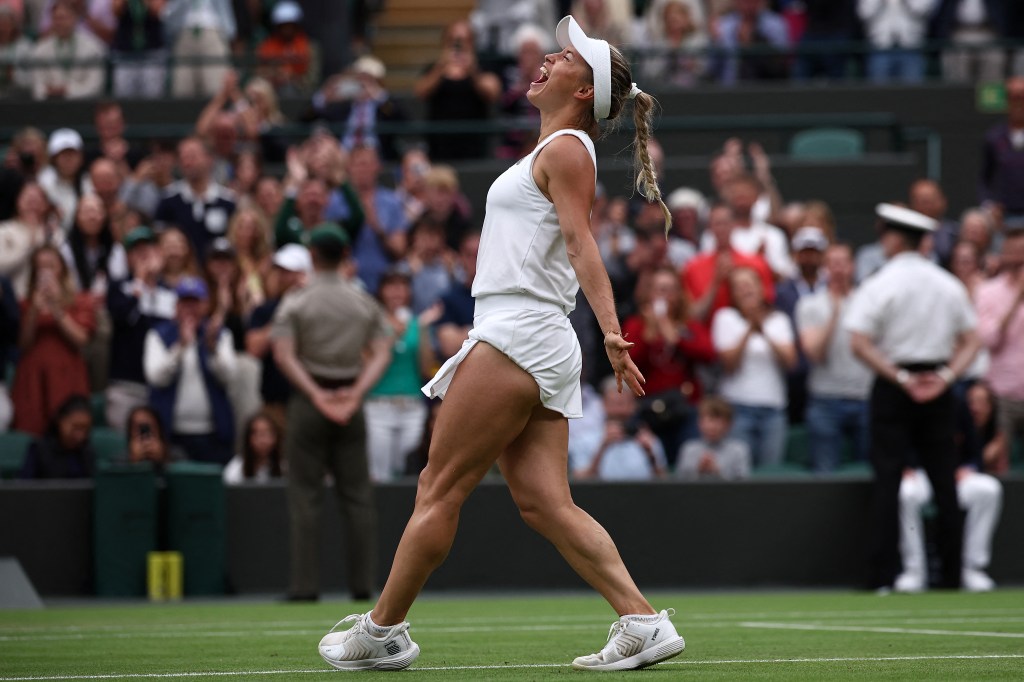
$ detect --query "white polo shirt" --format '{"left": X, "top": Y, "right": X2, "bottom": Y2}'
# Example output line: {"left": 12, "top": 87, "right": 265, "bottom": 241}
{"left": 844, "top": 252, "right": 976, "bottom": 365}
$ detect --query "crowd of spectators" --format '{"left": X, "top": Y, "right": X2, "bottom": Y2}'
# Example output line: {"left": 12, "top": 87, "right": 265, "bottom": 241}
{"left": 2, "top": 1, "right": 1024, "bottom": 102}
{"left": 1, "top": 86, "right": 1022, "bottom": 487}
{"left": 0, "top": 3, "right": 1022, "bottom": 491}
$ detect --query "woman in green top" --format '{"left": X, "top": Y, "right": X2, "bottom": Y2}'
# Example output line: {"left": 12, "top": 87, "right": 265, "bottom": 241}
{"left": 364, "top": 270, "right": 441, "bottom": 482}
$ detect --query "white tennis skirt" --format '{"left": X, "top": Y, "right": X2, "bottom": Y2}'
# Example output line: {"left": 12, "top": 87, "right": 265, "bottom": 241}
{"left": 421, "top": 293, "right": 584, "bottom": 418}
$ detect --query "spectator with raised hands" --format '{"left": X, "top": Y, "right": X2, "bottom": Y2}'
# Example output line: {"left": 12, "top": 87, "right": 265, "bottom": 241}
{"left": 144, "top": 275, "right": 237, "bottom": 464}
{"left": 0, "top": 182, "right": 58, "bottom": 299}
{"left": 349, "top": 144, "right": 409, "bottom": 295}
{"left": 275, "top": 137, "right": 364, "bottom": 249}
{"left": 154, "top": 136, "right": 237, "bottom": 261}
{"left": 622, "top": 266, "right": 716, "bottom": 463}
{"left": 105, "top": 226, "right": 177, "bottom": 431}
{"left": 414, "top": 19, "right": 502, "bottom": 160}
{"left": 12, "top": 244, "right": 95, "bottom": 436}
{"left": 712, "top": 266, "right": 797, "bottom": 468}
{"left": 857, "top": 0, "right": 938, "bottom": 84}
{"left": 683, "top": 202, "right": 775, "bottom": 328}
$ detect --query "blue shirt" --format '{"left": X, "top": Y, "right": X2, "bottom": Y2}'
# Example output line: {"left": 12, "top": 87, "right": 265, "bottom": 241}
{"left": 353, "top": 187, "right": 408, "bottom": 295}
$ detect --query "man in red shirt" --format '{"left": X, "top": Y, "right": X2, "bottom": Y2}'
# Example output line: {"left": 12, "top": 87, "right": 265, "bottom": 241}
{"left": 682, "top": 202, "right": 775, "bottom": 328}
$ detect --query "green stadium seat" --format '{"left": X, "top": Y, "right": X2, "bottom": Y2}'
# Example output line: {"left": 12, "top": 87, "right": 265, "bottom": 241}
{"left": 90, "top": 427, "right": 126, "bottom": 469}
{"left": 0, "top": 430, "right": 32, "bottom": 479}
{"left": 93, "top": 464, "right": 159, "bottom": 596}
{"left": 784, "top": 425, "right": 811, "bottom": 470}
{"left": 166, "top": 461, "right": 226, "bottom": 595}
{"left": 90, "top": 392, "right": 106, "bottom": 428}
{"left": 750, "top": 462, "right": 813, "bottom": 479}
{"left": 789, "top": 127, "right": 865, "bottom": 160}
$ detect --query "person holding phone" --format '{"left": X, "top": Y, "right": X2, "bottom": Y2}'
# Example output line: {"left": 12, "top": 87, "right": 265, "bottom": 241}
{"left": 12, "top": 244, "right": 95, "bottom": 435}
{"left": 413, "top": 19, "right": 502, "bottom": 160}
{"left": 622, "top": 266, "right": 715, "bottom": 464}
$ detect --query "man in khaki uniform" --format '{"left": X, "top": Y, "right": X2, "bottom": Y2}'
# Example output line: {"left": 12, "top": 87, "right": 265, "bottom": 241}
{"left": 271, "top": 223, "right": 392, "bottom": 601}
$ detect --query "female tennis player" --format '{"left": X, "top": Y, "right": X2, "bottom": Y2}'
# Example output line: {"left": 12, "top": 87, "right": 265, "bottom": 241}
{"left": 318, "top": 16, "right": 685, "bottom": 672}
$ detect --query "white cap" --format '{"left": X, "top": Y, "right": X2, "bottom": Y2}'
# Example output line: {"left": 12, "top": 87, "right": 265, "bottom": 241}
{"left": 272, "top": 243, "right": 312, "bottom": 273}
{"left": 555, "top": 16, "right": 611, "bottom": 120}
{"left": 792, "top": 226, "right": 829, "bottom": 252}
{"left": 47, "top": 128, "right": 83, "bottom": 157}
{"left": 876, "top": 203, "right": 938, "bottom": 232}
{"left": 271, "top": 1, "right": 303, "bottom": 25}
{"left": 666, "top": 187, "right": 707, "bottom": 216}
{"left": 351, "top": 55, "right": 386, "bottom": 80}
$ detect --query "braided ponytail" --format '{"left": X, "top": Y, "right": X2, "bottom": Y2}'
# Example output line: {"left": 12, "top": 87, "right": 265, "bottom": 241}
{"left": 630, "top": 90, "right": 671, "bottom": 236}
{"left": 604, "top": 46, "right": 672, "bottom": 237}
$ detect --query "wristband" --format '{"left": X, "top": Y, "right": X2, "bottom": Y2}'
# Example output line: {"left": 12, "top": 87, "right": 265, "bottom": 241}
{"left": 936, "top": 366, "right": 956, "bottom": 385}
{"left": 895, "top": 369, "right": 910, "bottom": 386}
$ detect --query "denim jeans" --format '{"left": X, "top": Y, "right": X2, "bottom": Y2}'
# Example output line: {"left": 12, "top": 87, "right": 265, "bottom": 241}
{"left": 730, "top": 404, "right": 787, "bottom": 468}
{"left": 806, "top": 396, "right": 870, "bottom": 473}
{"left": 867, "top": 49, "right": 926, "bottom": 84}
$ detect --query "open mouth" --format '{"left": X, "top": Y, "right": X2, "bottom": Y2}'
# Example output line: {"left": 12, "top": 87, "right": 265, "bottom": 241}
{"left": 532, "top": 65, "right": 549, "bottom": 85}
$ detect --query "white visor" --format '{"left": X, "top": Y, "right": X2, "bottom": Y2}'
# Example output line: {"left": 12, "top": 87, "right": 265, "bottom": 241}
{"left": 555, "top": 16, "right": 611, "bottom": 120}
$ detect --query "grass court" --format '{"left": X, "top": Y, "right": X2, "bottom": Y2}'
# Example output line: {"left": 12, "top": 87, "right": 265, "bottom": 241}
{"left": 2, "top": 589, "right": 1023, "bottom": 680}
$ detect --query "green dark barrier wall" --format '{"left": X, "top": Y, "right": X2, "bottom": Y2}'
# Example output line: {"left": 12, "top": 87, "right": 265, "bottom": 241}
{"left": 2, "top": 477, "right": 1022, "bottom": 596}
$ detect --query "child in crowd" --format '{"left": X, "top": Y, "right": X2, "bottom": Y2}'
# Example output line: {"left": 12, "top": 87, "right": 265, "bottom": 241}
{"left": 675, "top": 396, "right": 751, "bottom": 481}
{"left": 222, "top": 411, "right": 284, "bottom": 485}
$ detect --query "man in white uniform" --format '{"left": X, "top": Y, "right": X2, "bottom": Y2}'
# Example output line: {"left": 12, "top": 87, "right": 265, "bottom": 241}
{"left": 846, "top": 203, "right": 981, "bottom": 591}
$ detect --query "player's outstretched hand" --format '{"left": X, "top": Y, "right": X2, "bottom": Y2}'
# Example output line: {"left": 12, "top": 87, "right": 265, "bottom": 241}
{"left": 604, "top": 333, "right": 646, "bottom": 397}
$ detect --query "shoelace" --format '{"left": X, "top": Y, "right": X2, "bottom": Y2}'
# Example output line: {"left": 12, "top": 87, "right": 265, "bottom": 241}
{"left": 604, "top": 608, "right": 675, "bottom": 643}
{"left": 328, "top": 613, "right": 364, "bottom": 635}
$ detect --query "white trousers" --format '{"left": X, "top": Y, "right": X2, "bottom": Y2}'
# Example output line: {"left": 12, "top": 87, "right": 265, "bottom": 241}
{"left": 364, "top": 396, "right": 428, "bottom": 482}
{"left": 899, "top": 469, "right": 1003, "bottom": 576}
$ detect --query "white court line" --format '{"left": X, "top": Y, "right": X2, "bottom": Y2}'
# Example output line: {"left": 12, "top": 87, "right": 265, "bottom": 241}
{"left": 742, "top": 621, "right": 1024, "bottom": 638}
{"left": 5, "top": 606, "right": 1024, "bottom": 636}
{"left": 2, "top": 654, "right": 1024, "bottom": 680}
{"left": 6, "top": 615, "right": 1024, "bottom": 643}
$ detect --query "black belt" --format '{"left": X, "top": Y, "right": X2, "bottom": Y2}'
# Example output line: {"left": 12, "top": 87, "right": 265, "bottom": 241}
{"left": 311, "top": 375, "right": 356, "bottom": 389}
{"left": 897, "top": 361, "right": 948, "bottom": 373}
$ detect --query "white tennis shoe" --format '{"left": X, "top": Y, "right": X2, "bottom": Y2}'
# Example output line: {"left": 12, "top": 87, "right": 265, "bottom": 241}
{"left": 317, "top": 613, "right": 420, "bottom": 671}
{"left": 572, "top": 608, "right": 685, "bottom": 671}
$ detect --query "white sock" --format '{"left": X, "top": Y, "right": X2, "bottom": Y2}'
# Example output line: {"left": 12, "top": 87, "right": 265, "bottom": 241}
{"left": 365, "top": 613, "right": 393, "bottom": 636}
{"left": 625, "top": 612, "right": 661, "bottom": 623}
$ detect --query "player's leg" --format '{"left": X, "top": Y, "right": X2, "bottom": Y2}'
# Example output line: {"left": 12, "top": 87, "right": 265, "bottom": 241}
{"left": 370, "top": 342, "right": 540, "bottom": 624}
{"left": 498, "top": 408, "right": 685, "bottom": 671}
{"left": 498, "top": 405, "right": 651, "bottom": 615}
{"left": 319, "top": 343, "right": 541, "bottom": 670}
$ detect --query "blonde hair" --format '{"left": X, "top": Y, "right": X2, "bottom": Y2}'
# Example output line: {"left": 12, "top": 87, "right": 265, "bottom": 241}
{"left": 576, "top": 45, "right": 671, "bottom": 236}
{"left": 244, "top": 76, "right": 285, "bottom": 125}
{"left": 424, "top": 165, "right": 459, "bottom": 192}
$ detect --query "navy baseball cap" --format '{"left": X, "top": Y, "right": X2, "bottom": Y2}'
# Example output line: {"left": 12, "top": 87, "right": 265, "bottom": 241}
{"left": 175, "top": 276, "right": 208, "bottom": 300}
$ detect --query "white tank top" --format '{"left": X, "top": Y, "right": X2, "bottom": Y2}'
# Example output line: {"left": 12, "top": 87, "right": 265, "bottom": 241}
{"left": 472, "top": 129, "right": 597, "bottom": 313}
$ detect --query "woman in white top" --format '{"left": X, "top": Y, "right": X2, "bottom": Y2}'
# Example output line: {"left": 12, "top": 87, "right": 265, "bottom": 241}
{"left": 712, "top": 267, "right": 797, "bottom": 468}
{"left": 317, "top": 16, "right": 685, "bottom": 673}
